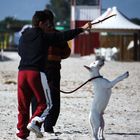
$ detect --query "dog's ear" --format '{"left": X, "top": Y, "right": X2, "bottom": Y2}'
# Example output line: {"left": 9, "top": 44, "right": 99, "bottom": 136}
{"left": 84, "top": 65, "right": 91, "bottom": 71}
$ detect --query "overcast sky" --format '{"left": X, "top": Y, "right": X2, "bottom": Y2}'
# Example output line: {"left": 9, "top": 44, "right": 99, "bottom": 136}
{"left": 0, "top": 0, "right": 140, "bottom": 20}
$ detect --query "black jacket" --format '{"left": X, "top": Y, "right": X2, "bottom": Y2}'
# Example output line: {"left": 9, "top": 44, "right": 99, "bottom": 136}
{"left": 18, "top": 27, "right": 83, "bottom": 72}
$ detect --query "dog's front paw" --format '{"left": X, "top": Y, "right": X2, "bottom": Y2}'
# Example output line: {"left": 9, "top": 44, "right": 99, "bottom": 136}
{"left": 126, "top": 71, "right": 129, "bottom": 77}
{"left": 123, "top": 71, "right": 129, "bottom": 78}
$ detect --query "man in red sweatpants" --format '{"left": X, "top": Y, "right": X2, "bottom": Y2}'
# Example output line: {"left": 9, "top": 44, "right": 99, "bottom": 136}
{"left": 16, "top": 10, "right": 91, "bottom": 140}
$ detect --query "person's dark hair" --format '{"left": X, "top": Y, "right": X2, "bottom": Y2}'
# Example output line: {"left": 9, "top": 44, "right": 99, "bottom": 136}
{"left": 32, "top": 11, "right": 47, "bottom": 27}
{"left": 43, "top": 9, "right": 54, "bottom": 27}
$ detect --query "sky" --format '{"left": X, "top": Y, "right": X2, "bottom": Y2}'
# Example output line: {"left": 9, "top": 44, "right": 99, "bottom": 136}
{"left": 102, "top": 0, "right": 140, "bottom": 19}
{"left": 0, "top": 0, "right": 140, "bottom": 21}
{"left": 0, "top": 0, "right": 49, "bottom": 20}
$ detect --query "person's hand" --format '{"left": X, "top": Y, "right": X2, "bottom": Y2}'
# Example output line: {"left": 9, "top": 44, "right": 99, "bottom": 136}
{"left": 81, "top": 22, "right": 92, "bottom": 31}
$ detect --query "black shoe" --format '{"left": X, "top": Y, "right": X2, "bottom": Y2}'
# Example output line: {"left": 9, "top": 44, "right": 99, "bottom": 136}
{"left": 44, "top": 127, "right": 54, "bottom": 133}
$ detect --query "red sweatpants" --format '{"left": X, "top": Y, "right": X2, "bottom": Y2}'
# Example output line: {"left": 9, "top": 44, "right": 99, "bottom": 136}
{"left": 16, "top": 70, "right": 52, "bottom": 139}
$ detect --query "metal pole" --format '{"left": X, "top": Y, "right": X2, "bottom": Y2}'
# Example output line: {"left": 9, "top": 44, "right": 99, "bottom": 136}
{"left": 133, "top": 33, "right": 138, "bottom": 61}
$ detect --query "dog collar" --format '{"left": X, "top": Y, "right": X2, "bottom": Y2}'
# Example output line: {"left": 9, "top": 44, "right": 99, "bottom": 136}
{"left": 88, "top": 76, "right": 103, "bottom": 82}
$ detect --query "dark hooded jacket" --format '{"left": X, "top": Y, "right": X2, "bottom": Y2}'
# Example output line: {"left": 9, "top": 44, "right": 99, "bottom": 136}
{"left": 18, "top": 27, "right": 83, "bottom": 72}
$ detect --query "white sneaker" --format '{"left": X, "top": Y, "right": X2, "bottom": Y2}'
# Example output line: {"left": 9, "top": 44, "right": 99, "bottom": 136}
{"left": 18, "top": 138, "right": 28, "bottom": 140}
{"left": 27, "top": 122, "right": 43, "bottom": 138}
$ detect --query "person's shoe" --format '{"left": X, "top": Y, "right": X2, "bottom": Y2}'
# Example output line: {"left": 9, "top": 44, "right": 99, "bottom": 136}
{"left": 45, "top": 126, "right": 54, "bottom": 134}
{"left": 18, "top": 138, "right": 28, "bottom": 140}
{"left": 27, "top": 122, "right": 43, "bottom": 138}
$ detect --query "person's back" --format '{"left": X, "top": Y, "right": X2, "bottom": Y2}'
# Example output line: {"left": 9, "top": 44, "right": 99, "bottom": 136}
{"left": 46, "top": 28, "right": 71, "bottom": 68}
{"left": 18, "top": 27, "right": 47, "bottom": 71}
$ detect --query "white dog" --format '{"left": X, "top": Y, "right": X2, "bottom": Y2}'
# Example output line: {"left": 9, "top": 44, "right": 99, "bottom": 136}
{"left": 84, "top": 59, "right": 129, "bottom": 140}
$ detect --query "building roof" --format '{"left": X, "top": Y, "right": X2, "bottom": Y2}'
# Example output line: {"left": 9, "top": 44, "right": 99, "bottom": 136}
{"left": 91, "top": 7, "right": 140, "bottom": 32}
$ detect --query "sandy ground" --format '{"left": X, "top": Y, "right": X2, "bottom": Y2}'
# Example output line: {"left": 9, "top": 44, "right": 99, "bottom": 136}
{"left": 0, "top": 52, "right": 140, "bottom": 140}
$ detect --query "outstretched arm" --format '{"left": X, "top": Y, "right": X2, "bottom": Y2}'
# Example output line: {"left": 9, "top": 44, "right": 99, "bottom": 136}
{"left": 44, "top": 22, "right": 92, "bottom": 44}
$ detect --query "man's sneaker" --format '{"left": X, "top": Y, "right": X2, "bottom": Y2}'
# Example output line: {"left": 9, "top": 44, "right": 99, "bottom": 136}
{"left": 18, "top": 138, "right": 28, "bottom": 140}
{"left": 27, "top": 122, "right": 43, "bottom": 138}
{"left": 45, "top": 127, "right": 54, "bottom": 134}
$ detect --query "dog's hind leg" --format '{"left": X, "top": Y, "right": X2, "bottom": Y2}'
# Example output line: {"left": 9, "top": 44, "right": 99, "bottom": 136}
{"left": 90, "top": 110, "right": 102, "bottom": 140}
{"left": 95, "top": 114, "right": 105, "bottom": 140}
{"left": 99, "top": 114, "right": 105, "bottom": 140}
{"left": 90, "top": 111, "right": 99, "bottom": 139}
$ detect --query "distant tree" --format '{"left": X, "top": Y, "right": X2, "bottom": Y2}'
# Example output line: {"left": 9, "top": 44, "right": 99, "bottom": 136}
{"left": 0, "top": 17, "right": 31, "bottom": 32}
{"left": 45, "top": 0, "right": 70, "bottom": 25}
{"left": 130, "top": 18, "right": 140, "bottom": 25}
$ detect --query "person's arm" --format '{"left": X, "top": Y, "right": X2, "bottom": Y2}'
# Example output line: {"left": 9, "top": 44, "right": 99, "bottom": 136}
{"left": 44, "top": 22, "right": 91, "bottom": 44}
{"left": 43, "top": 28, "right": 83, "bottom": 44}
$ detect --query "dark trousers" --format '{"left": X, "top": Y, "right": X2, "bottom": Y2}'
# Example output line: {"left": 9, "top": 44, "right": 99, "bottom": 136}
{"left": 32, "top": 65, "right": 61, "bottom": 131}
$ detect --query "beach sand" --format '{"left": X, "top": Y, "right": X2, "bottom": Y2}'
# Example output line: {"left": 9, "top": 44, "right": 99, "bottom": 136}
{"left": 0, "top": 52, "right": 140, "bottom": 140}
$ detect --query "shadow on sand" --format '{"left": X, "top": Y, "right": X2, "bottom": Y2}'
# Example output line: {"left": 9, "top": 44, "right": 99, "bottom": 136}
{"left": 0, "top": 55, "right": 12, "bottom": 61}
{"left": 106, "top": 132, "right": 140, "bottom": 136}
{"left": 48, "top": 139, "right": 63, "bottom": 140}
